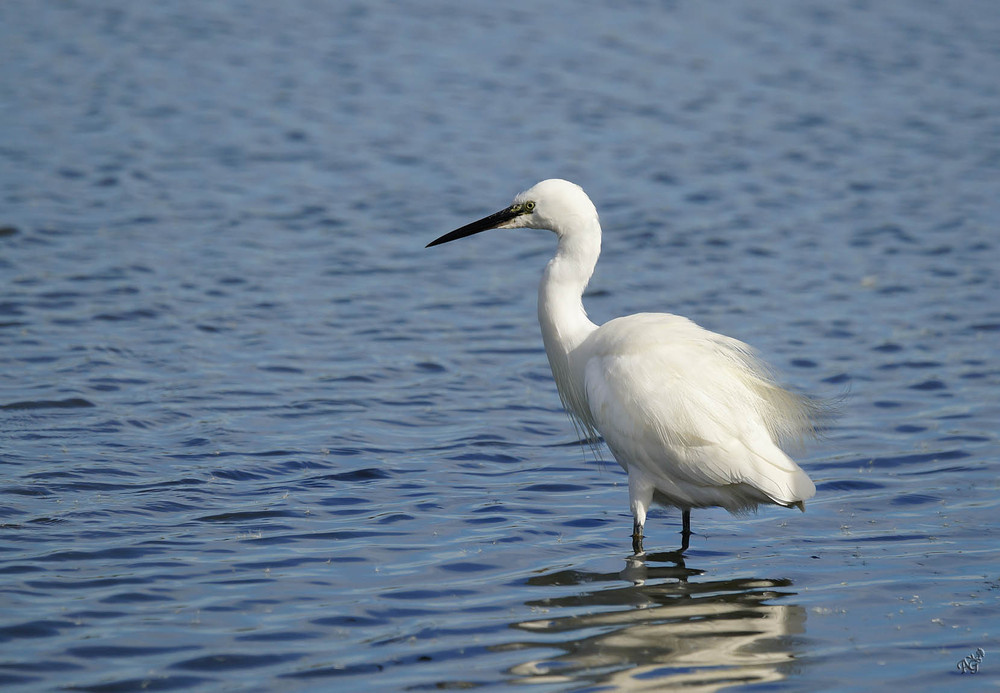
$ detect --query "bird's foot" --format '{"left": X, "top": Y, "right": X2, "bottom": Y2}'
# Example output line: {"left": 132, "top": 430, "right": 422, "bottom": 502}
{"left": 631, "top": 519, "right": 645, "bottom": 555}
{"left": 679, "top": 509, "right": 691, "bottom": 553}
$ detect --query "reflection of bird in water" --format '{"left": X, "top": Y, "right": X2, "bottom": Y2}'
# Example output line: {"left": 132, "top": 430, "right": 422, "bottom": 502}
{"left": 499, "top": 555, "right": 805, "bottom": 690}
{"left": 428, "top": 179, "right": 819, "bottom": 552}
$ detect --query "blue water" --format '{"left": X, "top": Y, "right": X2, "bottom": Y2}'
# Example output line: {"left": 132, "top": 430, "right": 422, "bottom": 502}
{"left": 2, "top": 1, "right": 999, "bottom": 690}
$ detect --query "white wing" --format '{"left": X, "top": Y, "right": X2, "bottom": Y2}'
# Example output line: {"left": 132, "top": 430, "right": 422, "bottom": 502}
{"left": 579, "top": 313, "right": 816, "bottom": 510}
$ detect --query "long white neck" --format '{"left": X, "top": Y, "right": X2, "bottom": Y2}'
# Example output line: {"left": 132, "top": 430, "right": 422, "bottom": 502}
{"left": 537, "top": 216, "right": 601, "bottom": 427}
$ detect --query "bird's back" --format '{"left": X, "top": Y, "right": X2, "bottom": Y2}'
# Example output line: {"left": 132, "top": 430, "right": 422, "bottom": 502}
{"left": 575, "top": 313, "right": 816, "bottom": 511}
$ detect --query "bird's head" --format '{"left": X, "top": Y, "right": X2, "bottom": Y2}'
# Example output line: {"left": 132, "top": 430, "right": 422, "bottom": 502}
{"left": 426, "top": 179, "right": 598, "bottom": 248}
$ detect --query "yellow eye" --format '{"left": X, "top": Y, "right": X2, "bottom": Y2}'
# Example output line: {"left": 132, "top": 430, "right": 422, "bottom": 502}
{"left": 523, "top": 201, "right": 536, "bottom": 212}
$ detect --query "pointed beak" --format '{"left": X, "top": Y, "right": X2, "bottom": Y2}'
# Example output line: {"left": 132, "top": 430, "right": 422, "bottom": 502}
{"left": 425, "top": 205, "right": 522, "bottom": 248}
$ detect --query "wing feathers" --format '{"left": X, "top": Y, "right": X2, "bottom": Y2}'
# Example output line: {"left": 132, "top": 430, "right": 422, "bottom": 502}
{"left": 579, "top": 313, "right": 816, "bottom": 509}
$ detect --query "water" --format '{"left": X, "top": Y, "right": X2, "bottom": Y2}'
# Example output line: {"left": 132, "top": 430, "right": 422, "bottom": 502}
{"left": 1, "top": 1, "right": 998, "bottom": 690}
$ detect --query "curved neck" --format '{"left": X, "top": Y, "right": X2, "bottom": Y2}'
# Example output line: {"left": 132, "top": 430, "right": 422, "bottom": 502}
{"left": 535, "top": 212, "right": 602, "bottom": 433}
{"left": 537, "top": 220, "right": 601, "bottom": 357}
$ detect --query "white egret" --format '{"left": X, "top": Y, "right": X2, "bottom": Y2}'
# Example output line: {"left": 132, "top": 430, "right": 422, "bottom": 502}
{"left": 427, "top": 179, "right": 818, "bottom": 553}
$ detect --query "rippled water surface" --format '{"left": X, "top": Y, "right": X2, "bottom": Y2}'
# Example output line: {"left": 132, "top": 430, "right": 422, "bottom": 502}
{"left": 2, "top": 1, "right": 999, "bottom": 690}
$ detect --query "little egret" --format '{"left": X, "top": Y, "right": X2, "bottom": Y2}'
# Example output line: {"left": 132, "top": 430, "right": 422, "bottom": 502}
{"left": 427, "top": 179, "right": 818, "bottom": 553}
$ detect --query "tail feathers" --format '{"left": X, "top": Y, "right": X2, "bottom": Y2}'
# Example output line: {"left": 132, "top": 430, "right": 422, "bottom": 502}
{"left": 740, "top": 436, "right": 815, "bottom": 508}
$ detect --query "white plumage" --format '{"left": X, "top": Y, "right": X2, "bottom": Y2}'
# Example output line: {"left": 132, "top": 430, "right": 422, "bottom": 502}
{"left": 427, "top": 179, "right": 817, "bottom": 552}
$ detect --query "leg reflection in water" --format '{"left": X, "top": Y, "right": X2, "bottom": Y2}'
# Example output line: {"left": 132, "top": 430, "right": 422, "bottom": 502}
{"left": 501, "top": 552, "right": 806, "bottom": 689}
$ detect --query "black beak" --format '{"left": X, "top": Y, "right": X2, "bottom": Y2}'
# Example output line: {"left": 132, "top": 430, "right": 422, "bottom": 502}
{"left": 426, "top": 205, "right": 522, "bottom": 248}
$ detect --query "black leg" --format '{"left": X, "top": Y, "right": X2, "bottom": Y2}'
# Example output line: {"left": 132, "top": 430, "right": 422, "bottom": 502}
{"left": 632, "top": 518, "right": 644, "bottom": 554}
{"left": 680, "top": 509, "right": 691, "bottom": 553}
